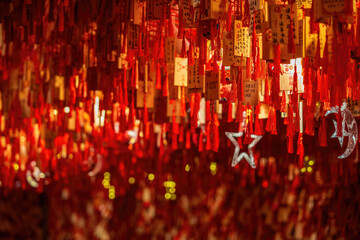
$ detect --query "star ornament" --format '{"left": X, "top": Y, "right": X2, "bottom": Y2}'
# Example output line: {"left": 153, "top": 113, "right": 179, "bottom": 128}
{"left": 225, "top": 132, "right": 263, "bottom": 168}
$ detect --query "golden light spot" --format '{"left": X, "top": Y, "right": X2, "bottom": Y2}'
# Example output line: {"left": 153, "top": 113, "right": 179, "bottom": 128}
{"left": 185, "top": 164, "right": 190, "bottom": 172}
{"left": 128, "top": 177, "right": 135, "bottom": 184}
{"left": 210, "top": 162, "right": 217, "bottom": 171}
{"left": 164, "top": 193, "right": 171, "bottom": 199}
{"left": 13, "top": 163, "right": 19, "bottom": 171}
{"left": 148, "top": 173, "right": 155, "bottom": 181}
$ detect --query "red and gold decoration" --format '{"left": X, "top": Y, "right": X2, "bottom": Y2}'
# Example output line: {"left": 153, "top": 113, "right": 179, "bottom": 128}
{"left": 1, "top": 0, "right": 360, "bottom": 239}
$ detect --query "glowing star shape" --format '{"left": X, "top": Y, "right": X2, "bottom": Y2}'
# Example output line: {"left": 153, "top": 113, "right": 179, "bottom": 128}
{"left": 225, "top": 131, "right": 262, "bottom": 168}
{"left": 325, "top": 102, "right": 358, "bottom": 159}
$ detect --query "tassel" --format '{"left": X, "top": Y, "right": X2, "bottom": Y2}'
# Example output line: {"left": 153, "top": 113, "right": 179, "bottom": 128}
{"left": 199, "top": 32, "right": 206, "bottom": 75}
{"left": 243, "top": 0, "right": 250, "bottom": 27}
{"left": 272, "top": 44, "right": 281, "bottom": 109}
{"left": 251, "top": 14, "right": 258, "bottom": 81}
{"left": 286, "top": 103, "right": 295, "bottom": 154}
{"left": 199, "top": 131, "right": 204, "bottom": 152}
{"left": 159, "top": 33, "right": 165, "bottom": 60}
{"left": 319, "top": 116, "right": 327, "bottom": 147}
{"left": 254, "top": 105, "right": 262, "bottom": 135}
{"left": 237, "top": 121, "right": 243, "bottom": 149}
{"left": 288, "top": 16, "right": 295, "bottom": 54}
{"left": 292, "top": 65, "right": 298, "bottom": 107}
{"left": 186, "top": 130, "right": 191, "bottom": 149}
{"left": 237, "top": 66, "right": 244, "bottom": 102}
{"left": 227, "top": 103, "right": 233, "bottom": 122}
{"left": 206, "top": 125, "right": 211, "bottom": 150}
{"left": 168, "top": 8, "right": 174, "bottom": 37}
{"left": 144, "top": 98, "right": 149, "bottom": 140}
{"left": 162, "top": 66, "right": 169, "bottom": 96}
{"left": 179, "top": 125, "right": 184, "bottom": 143}
{"left": 171, "top": 132, "right": 178, "bottom": 150}
{"left": 188, "top": 38, "right": 194, "bottom": 66}
{"left": 226, "top": 1, "right": 233, "bottom": 32}
{"left": 315, "top": 34, "right": 321, "bottom": 69}
{"left": 206, "top": 101, "right": 211, "bottom": 123}
{"left": 181, "top": 34, "right": 187, "bottom": 57}
{"left": 297, "top": 133, "right": 304, "bottom": 168}
{"left": 270, "top": 107, "right": 277, "bottom": 135}
{"left": 172, "top": 109, "right": 179, "bottom": 135}
{"left": 123, "top": 68, "right": 128, "bottom": 106}
{"left": 178, "top": 8, "right": 184, "bottom": 39}
{"left": 221, "top": 65, "right": 226, "bottom": 85}
{"left": 191, "top": 93, "right": 200, "bottom": 131}
{"left": 310, "top": 0, "right": 319, "bottom": 33}
{"left": 156, "top": 62, "right": 162, "bottom": 90}
{"left": 236, "top": 103, "right": 243, "bottom": 123}
{"left": 246, "top": 57, "right": 251, "bottom": 79}
{"left": 212, "top": 111, "right": 220, "bottom": 152}
{"left": 280, "top": 91, "right": 287, "bottom": 113}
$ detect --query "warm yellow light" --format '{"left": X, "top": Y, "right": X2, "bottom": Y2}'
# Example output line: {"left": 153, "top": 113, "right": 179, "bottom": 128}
{"left": 185, "top": 164, "right": 190, "bottom": 172}
{"left": 164, "top": 193, "right": 171, "bottom": 199}
{"left": 304, "top": 156, "right": 309, "bottom": 162}
{"left": 53, "top": 109, "right": 58, "bottom": 115}
{"left": 210, "top": 162, "right": 217, "bottom": 171}
{"left": 104, "top": 172, "right": 111, "bottom": 179}
{"left": 13, "top": 163, "right": 19, "bottom": 171}
{"left": 128, "top": 177, "right": 135, "bottom": 184}
{"left": 109, "top": 194, "right": 115, "bottom": 200}
{"left": 301, "top": 168, "right": 306, "bottom": 173}
{"left": 170, "top": 194, "right": 177, "bottom": 200}
{"left": 309, "top": 160, "right": 314, "bottom": 166}
{"left": 148, "top": 173, "right": 155, "bottom": 181}
{"left": 109, "top": 186, "right": 115, "bottom": 194}
{"left": 64, "top": 106, "right": 70, "bottom": 113}
{"left": 307, "top": 167, "right": 312, "bottom": 173}
{"left": 169, "top": 187, "right": 176, "bottom": 193}
{"left": 164, "top": 180, "right": 176, "bottom": 188}
{"left": 102, "top": 180, "right": 110, "bottom": 189}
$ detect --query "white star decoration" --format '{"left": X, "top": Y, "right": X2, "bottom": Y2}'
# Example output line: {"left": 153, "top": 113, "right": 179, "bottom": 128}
{"left": 325, "top": 102, "right": 358, "bottom": 159}
{"left": 225, "top": 131, "right": 263, "bottom": 168}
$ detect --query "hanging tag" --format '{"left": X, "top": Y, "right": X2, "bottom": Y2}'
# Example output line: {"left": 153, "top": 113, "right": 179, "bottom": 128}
{"left": 205, "top": 70, "right": 220, "bottom": 101}
{"left": 270, "top": 4, "right": 299, "bottom": 45}
{"left": 280, "top": 59, "right": 304, "bottom": 93}
{"left": 174, "top": 57, "right": 188, "bottom": 86}
{"left": 243, "top": 81, "right": 259, "bottom": 106}
{"left": 127, "top": 23, "right": 139, "bottom": 49}
{"left": 188, "top": 58, "right": 205, "bottom": 92}
{"left": 167, "top": 64, "right": 181, "bottom": 99}
{"left": 136, "top": 80, "right": 155, "bottom": 108}
{"left": 223, "top": 32, "right": 242, "bottom": 66}
{"left": 234, "top": 20, "right": 250, "bottom": 57}
{"left": 54, "top": 75, "right": 65, "bottom": 101}
{"left": 131, "top": 0, "right": 144, "bottom": 25}
{"left": 165, "top": 37, "right": 175, "bottom": 64}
